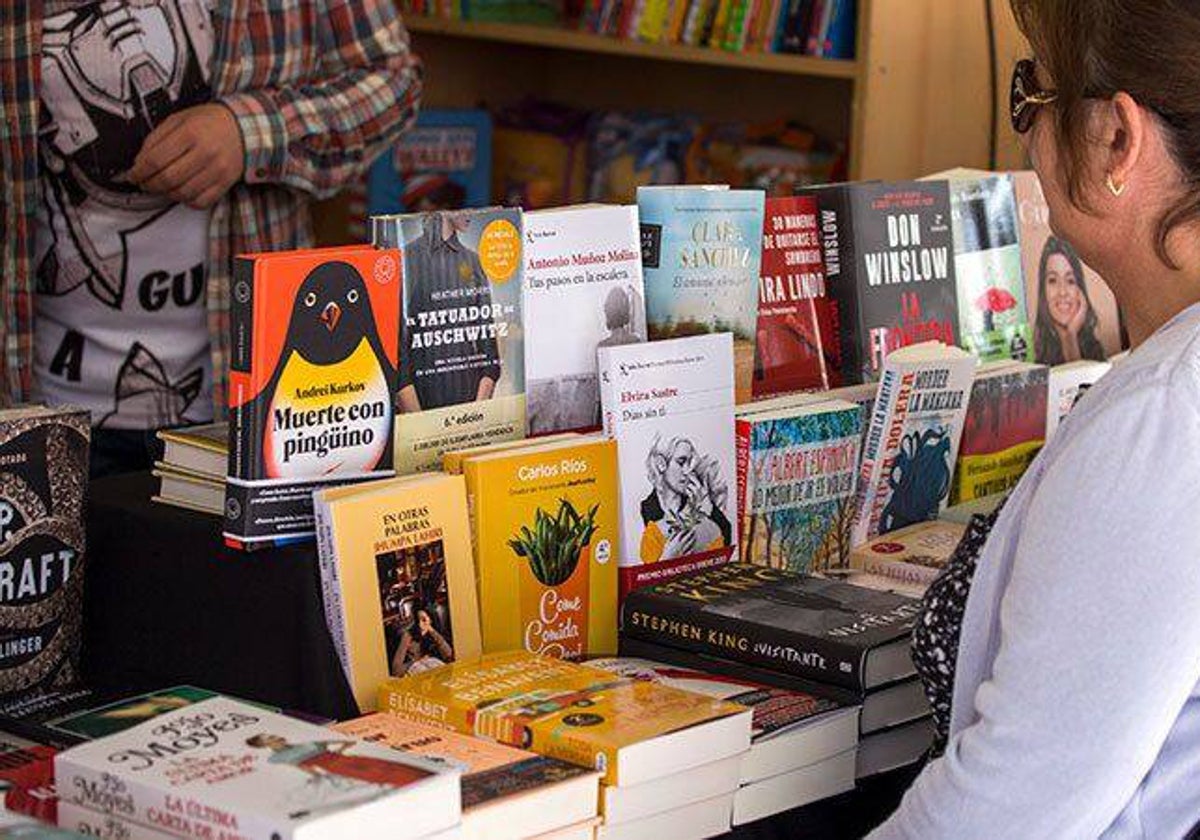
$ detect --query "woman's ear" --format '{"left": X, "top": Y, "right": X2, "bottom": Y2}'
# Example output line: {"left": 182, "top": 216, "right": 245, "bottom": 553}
{"left": 1103, "top": 92, "right": 1148, "bottom": 198}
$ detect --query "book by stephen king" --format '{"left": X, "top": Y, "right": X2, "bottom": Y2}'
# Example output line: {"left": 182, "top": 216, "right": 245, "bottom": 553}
{"left": 225, "top": 246, "right": 400, "bottom": 549}
{"left": 806, "top": 180, "right": 959, "bottom": 384}
{"left": 638, "top": 186, "right": 765, "bottom": 404}
{"left": 0, "top": 407, "right": 89, "bottom": 702}
{"left": 373, "top": 209, "right": 526, "bottom": 474}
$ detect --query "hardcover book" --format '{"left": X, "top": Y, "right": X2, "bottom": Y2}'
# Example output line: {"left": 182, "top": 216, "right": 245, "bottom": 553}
{"left": 637, "top": 186, "right": 765, "bottom": 404}
{"left": 155, "top": 421, "right": 226, "bottom": 479}
{"left": 852, "top": 342, "right": 976, "bottom": 546}
{"left": 460, "top": 437, "right": 619, "bottom": 659}
{"left": 378, "top": 651, "right": 752, "bottom": 788}
{"left": 225, "top": 246, "right": 400, "bottom": 549}
{"left": 752, "top": 195, "right": 836, "bottom": 398}
{"left": 373, "top": 209, "right": 527, "bottom": 474}
{"left": 621, "top": 562, "right": 922, "bottom": 692}
{"left": 597, "top": 334, "right": 738, "bottom": 598}
{"left": 55, "top": 697, "right": 461, "bottom": 840}
{"left": 736, "top": 399, "right": 861, "bottom": 574}
{"left": 1045, "top": 359, "right": 1111, "bottom": 441}
{"left": 313, "top": 474, "right": 483, "bottom": 711}
{"left": 523, "top": 205, "right": 647, "bottom": 436}
{"left": 0, "top": 407, "right": 90, "bottom": 701}
{"left": 848, "top": 520, "right": 967, "bottom": 590}
{"left": 950, "top": 360, "right": 1048, "bottom": 505}
{"left": 152, "top": 466, "right": 222, "bottom": 516}
{"left": 806, "top": 180, "right": 959, "bottom": 384}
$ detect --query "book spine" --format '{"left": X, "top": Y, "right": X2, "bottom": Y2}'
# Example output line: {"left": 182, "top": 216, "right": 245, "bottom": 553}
{"left": 313, "top": 498, "right": 352, "bottom": 687}
{"left": 850, "top": 367, "right": 895, "bottom": 546}
{"left": 58, "top": 800, "right": 188, "bottom": 840}
{"left": 811, "top": 185, "right": 860, "bottom": 385}
{"left": 735, "top": 417, "right": 753, "bottom": 553}
{"left": 224, "top": 257, "right": 259, "bottom": 545}
{"left": 855, "top": 556, "right": 940, "bottom": 587}
{"left": 622, "top": 591, "right": 866, "bottom": 690}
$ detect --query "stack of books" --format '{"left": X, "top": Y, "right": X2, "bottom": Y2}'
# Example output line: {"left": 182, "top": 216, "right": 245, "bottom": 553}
{"left": 153, "top": 421, "right": 227, "bottom": 516}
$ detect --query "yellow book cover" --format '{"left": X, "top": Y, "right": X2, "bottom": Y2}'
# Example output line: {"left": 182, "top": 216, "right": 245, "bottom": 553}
{"left": 442, "top": 432, "right": 578, "bottom": 475}
{"left": 462, "top": 439, "right": 619, "bottom": 659}
{"left": 378, "top": 651, "right": 749, "bottom": 786}
{"left": 316, "top": 473, "right": 482, "bottom": 711}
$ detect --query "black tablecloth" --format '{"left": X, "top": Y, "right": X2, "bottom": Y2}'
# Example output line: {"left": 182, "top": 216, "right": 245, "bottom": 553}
{"left": 80, "top": 471, "right": 911, "bottom": 839}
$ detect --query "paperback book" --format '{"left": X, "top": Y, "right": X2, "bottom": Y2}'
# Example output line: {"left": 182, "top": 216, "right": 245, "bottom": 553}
{"left": 523, "top": 205, "right": 647, "bottom": 435}
{"left": 637, "top": 186, "right": 765, "bottom": 403}
{"left": 597, "top": 334, "right": 738, "bottom": 598}
{"left": 225, "top": 246, "right": 400, "bottom": 548}
{"left": 373, "top": 209, "right": 526, "bottom": 474}
{"left": 1045, "top": 359, "right": 1111, "bottom": 441}
{"left": 848, "top": 520, "right": 967, "bottom": 590}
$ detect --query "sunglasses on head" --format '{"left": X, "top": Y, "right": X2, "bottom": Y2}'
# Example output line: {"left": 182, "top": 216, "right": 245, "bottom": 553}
{"left": 1010, "top": 58, "right": 1057, "bottom": 134}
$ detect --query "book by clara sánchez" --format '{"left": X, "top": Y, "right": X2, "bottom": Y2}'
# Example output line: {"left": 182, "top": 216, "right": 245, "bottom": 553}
{"left": 753, "top": 195, "right": 838, "bottom": 397}
{"left": 378, "top": 651, "right": 751, "bottom": 788}
{"left": 736, "top": 399, "right": 861, "bottom": 575}
{"left": 638, "top": 186, "right": 765, "bottom": 404}
{"left": 225, "top": 246, "right": 400, "bottom": 550}
{"left": 597, "top": 334, "right": 738, "bottom": 599}
{"left": 621, "top": 562, "right": 921, "bottom": 692}
{"left": 313, "top": 473, "right": 483, "bottom": 712}
{"left": 54, "top": 696, "right": 461, "bottom": 840}
{"left": 0, "top": 406, "right": 90, "bottom": 702}
{"left": 851, "top": 342, "right": 976, "bottom": 546}
{"left": 805, "top": 180, "right": 959, "bottom": 384}
{"left": 523, "top": 205, "right": 647, "bottom": 436}
{"left": 373, "top": 209, "right": 526, "bottom": 474}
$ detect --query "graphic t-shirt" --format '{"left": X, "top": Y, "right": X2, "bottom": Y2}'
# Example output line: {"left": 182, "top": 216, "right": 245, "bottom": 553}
{"left": 33, "top": 0, "right": 217, "bottom": 430}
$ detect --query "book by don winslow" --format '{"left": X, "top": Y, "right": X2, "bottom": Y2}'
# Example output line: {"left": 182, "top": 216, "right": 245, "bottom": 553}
{"left": 461, "top": 438, "right": 619, "bottom": 658}
{"left": 523, "top": 205, "right": 647, "bottom": 436}
{"left": 805, "top": 180, "right": 959, "bottom": 384}
{"left": 314, "top": 474, "right": 483, "bottom": 712}
{"left": 597, "top": 334, "right": 738, "bottom": 599}
{"left": 55, "top": 697, "right": 461, "bottom": 840}
{"left": 373, "top": 209, "right": 526, "bottom": 474}
{"left": 0, "top": 407, "right": 89, "bottom": 701}
{"left": 852, "top": 342, "right": 976, "bottom": 546}
{"left": 225, "top": 246, "right": 400, "bottom": 549}
{"left": 638, "top": 186, "right": 765, "bottom": 404}
{"left": 736, "top": 400, "right": 860, "bottom": 575}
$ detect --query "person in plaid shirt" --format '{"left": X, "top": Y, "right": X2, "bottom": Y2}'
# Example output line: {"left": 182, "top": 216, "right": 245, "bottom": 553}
{"left": 0, "top": 1, "right": 422, "bottom": 476}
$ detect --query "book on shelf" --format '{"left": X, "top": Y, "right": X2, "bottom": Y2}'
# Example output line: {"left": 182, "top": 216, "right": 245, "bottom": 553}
{"left": 0, "top": 729, "right": 60, "bottom": 826}
{"left": 155, "top": 421, "right": 227, "bottom": 479}
{"left": 313, "top": 473, "right": 483, "bottom": 711}
{"left": 733, "top": 748, "right": 856, "bottom": 825}
{"left": 372, "top": 208, "right": 527, "bottom": 474}
{"left": 856, "top": 716, "right": 934, "bottom": 779}
{"left": 950, "top": 360, "right": 1048, "bottom": 505}
{"left": 848, "top": 520, "right": 966, "bottom": 592}
{"left": 594, "top": 752, "right": 741, "bottom": 828}
{"left": 459, "top": 437, "right": 619, "bottom": 658}
{"left": 55, "top": 696, "right": 462, "bottom": 840}
{"left": 441, "top": 433, "right": 579, "bottom": 475}
{"left": 851, "top": 341, "right": 976, "bottom": 546}
{"left": 594, "top": 791, "right": 733, "bottom": 840}
{"left": 529, "top": 819, "right": 601, "bottom": 840}
{"left": 0, "top": 406, "right": 90, "bottom": 703}
{"left": 334, "top": 714, "right": 600, "bottom": 840}
{"left": 736, "top": 398, "right": 861, "bottom": 574}
{"left": 804, "top": 180, "right": 960, "bottom": 384}
{"left": 621, "top": 562, "right": 921, "bottom": 692}
{"left": 637, "top": 185, "right": 765, "bottom": 404}
{"left": 378, "top": 651, "right": 752, "bottom": 789}
{"left": 1046, "top": 359, "right": 1111, "bottom": 441}
{"left": 824, "top": 569, "right": 927, "bottom": 600}
{"left": 597, "top": 334, "right": 738, "bottom": 598}
{"left": 151, "top": 466, "right": 223, "bottom": 516}
{"left": 939, "top": 492, "right": 1006, "bottom": 526}
{"left": 224, "top": 246, "right": 399, "bottom": 549}
{"left": 523, "top": 205, "right": 647, "bottom": 436}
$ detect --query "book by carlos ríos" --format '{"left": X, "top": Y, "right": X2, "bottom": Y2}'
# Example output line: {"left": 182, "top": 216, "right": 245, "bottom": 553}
{"left": 225, "top": 246, "right": 400, "bottom": 549}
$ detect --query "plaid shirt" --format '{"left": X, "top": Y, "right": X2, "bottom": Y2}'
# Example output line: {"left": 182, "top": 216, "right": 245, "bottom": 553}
{"left": 0, "top": 0, "right": 423, "bottom": 414}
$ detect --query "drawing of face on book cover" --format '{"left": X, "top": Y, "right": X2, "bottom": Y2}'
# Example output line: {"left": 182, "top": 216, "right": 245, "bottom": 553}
{"left": 880, "top": 425, "right": 953, "bottom": 535}
{"left": 640, "top": 435, "right": 733, "bottom": 565}
{"left": 376, "top": 542, "right": 455, "bottom": 677}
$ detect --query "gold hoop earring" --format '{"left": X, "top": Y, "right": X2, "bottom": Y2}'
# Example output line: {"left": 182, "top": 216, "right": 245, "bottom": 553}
{"left": 1106, "top": 173, "right": 1126, "bottom": 198}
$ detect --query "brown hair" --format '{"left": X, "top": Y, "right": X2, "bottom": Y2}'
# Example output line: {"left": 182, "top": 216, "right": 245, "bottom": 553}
{"left": 1010, "top": 0, "right": 1200, "bottom": 265}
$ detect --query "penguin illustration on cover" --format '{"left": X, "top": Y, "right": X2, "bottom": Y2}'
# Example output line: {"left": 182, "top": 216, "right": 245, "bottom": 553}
{"left": 253, "top": 261, "right": 396, "bottom": 479}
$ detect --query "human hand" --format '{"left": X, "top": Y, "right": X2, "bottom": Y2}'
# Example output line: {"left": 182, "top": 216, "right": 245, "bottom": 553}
{"left": 125, "top": 104, "right": 245, "bottom": 209}
{"left": 1067, "top": 294, "right": 1088, "bottom": 336}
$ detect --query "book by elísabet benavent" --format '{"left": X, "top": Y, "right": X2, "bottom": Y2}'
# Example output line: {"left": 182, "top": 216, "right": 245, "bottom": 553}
{"left": 523, "top": 204, "right": 647, "bottom": 436}
{"left": 225, "top": 246, "right": 400, "bottom": 549}
{"left": 736, "top": 399, "right": 861, "bottom": 575}
{"left": 55, "top": 696, "right": 461, "bottom": 840}
{"left": 637, "top": 185, "right": 765, "bottom": 404}
{"left": 373, "top": 209, "right": 526, "bottom": 474}
{"left": 806, "top": 180, "right": 959, "bottom": 384}
{"left": 597, "top": 333, "right": 738, "bottom": 599}
{"left": 852, "top": 341, "right": 976, "bottom": 546}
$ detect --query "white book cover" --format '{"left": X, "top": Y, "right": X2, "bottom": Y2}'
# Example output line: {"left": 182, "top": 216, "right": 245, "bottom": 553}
{"left": 1046, "top": 359, "right": 1111, "bottom": 441}
{"left": 597, "top": 334, "right": 737, "bottom": 599}
{"left": 852, "top": 342, "right": 977, "bottom": 546}
{"left": 523, "top": 205, "right": 647, "bottom": 436}
{"left": 55, "top": 697, "right": 461, "bottom": 840}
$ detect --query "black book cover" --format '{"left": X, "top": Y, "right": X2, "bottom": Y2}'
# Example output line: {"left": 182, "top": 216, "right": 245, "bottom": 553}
{"left": 621, "top": 563, "right": 921, "bottom": 691}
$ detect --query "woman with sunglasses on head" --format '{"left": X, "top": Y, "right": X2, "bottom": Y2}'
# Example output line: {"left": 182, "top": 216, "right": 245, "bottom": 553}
{"left": 870, "top": 2, "right": 1200, "bottom": 838}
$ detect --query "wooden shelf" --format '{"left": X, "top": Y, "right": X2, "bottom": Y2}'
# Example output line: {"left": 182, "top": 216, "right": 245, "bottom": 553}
{"left": 405, "top": 16, "right": 861, "bottom": 80}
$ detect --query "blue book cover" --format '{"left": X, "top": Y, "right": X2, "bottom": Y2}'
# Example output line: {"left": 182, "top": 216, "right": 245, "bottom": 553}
{"left": 367, "top": 109, "right": 492, "bottom": 216}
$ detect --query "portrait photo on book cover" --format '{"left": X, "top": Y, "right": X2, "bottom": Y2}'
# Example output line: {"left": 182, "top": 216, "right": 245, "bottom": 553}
{"left": 376, "top": 543, "right": 455, "bottom": 677}
{"left": 639, "top": 434, "right": 733, "bottom": 564}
